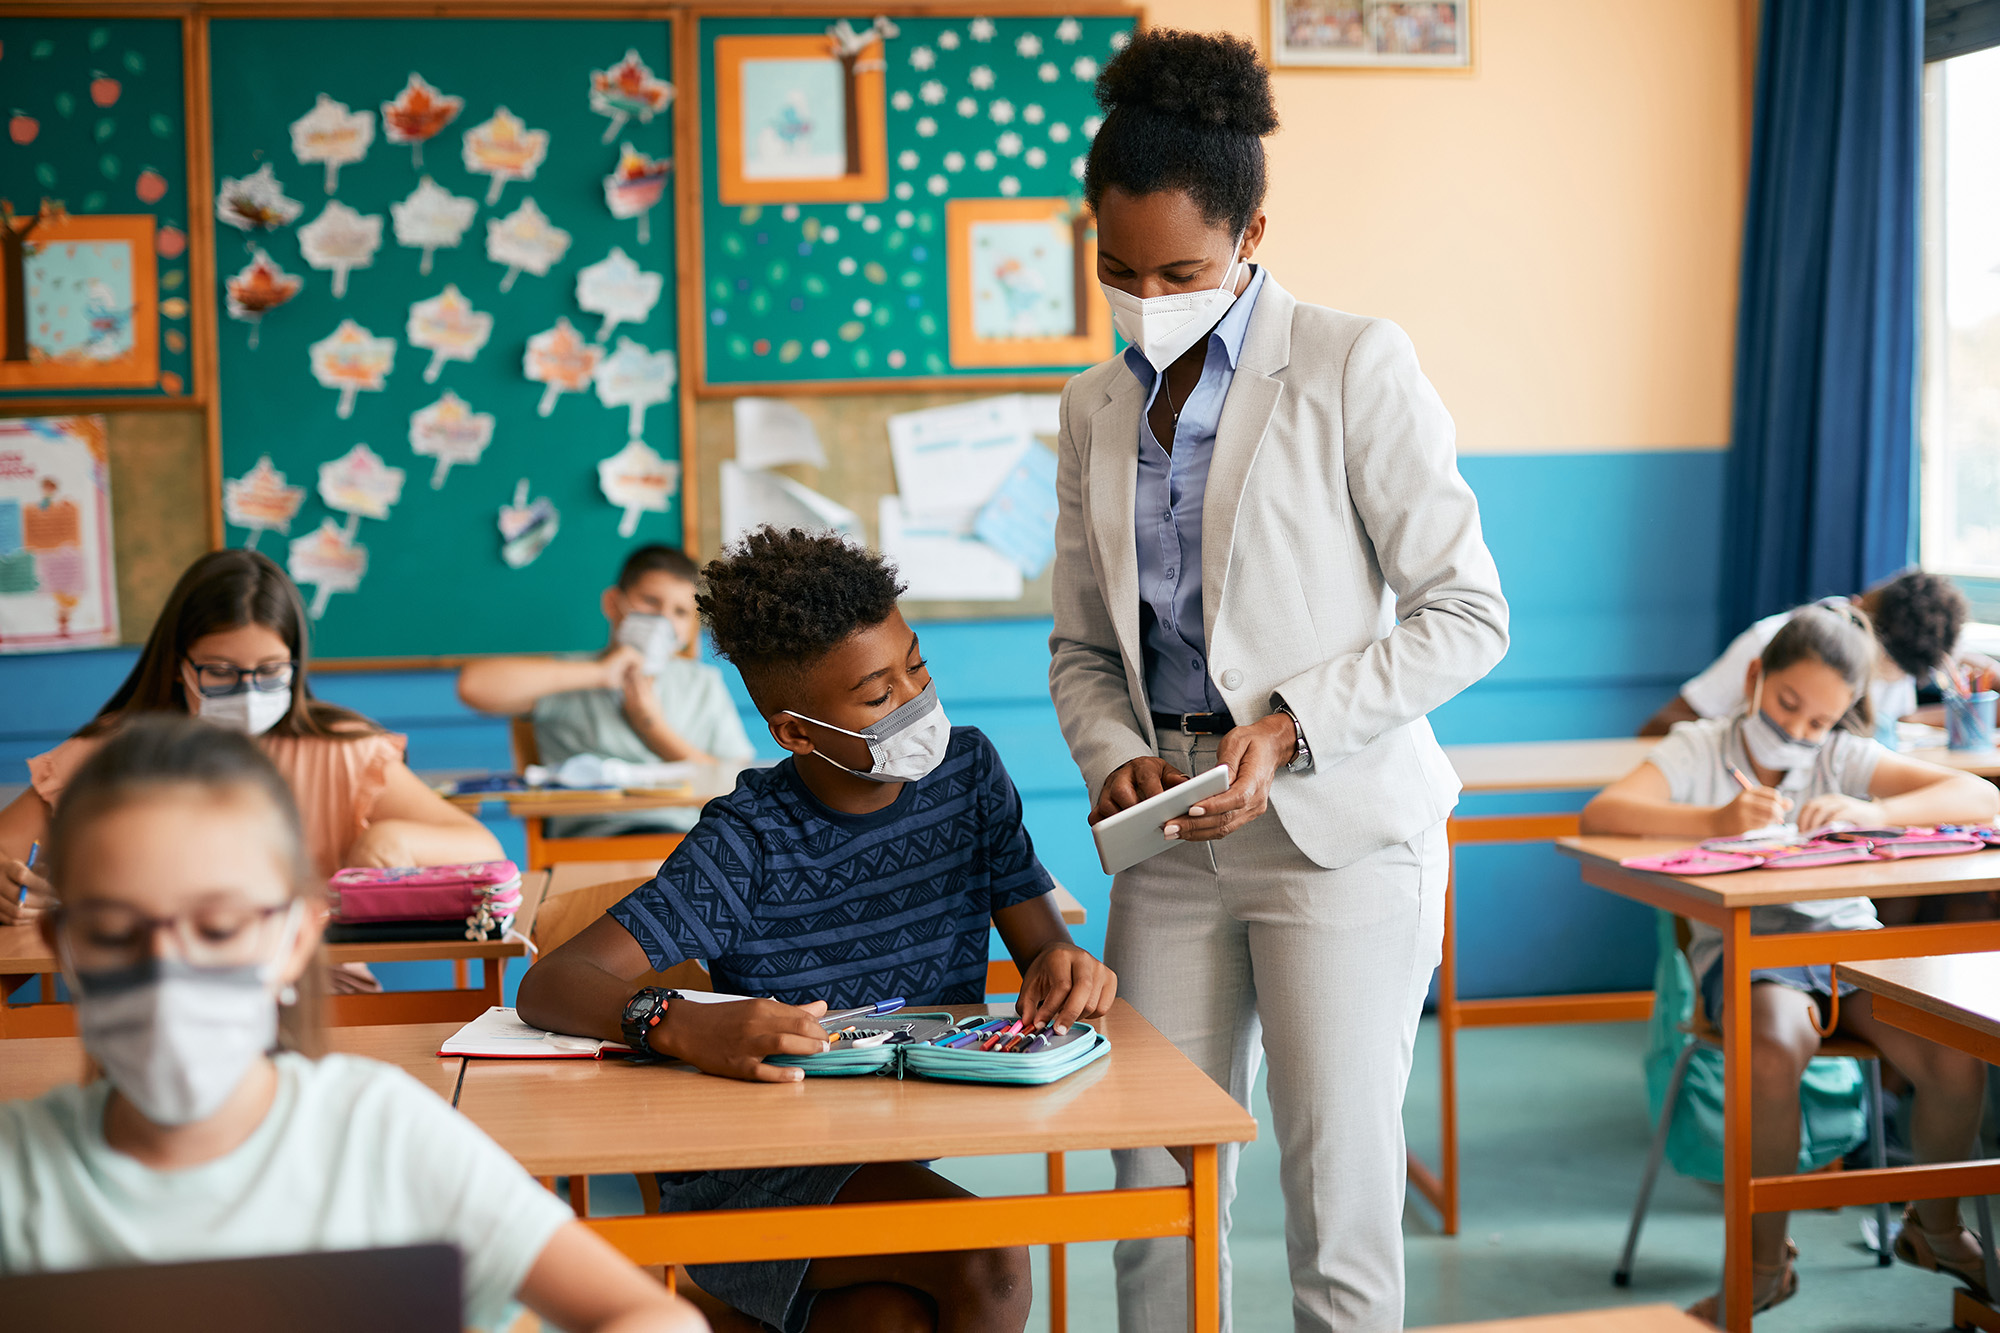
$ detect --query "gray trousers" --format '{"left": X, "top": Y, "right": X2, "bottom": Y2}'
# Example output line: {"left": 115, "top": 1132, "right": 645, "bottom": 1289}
{"left": 1106, "top": 733, "right": 1447, "bottom": 1333}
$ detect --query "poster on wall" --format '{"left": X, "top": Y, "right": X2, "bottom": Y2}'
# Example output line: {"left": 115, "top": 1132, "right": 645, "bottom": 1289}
{"left": 1266, "top": 0, "right": 1473, "bottom": 71}
{"left": 0, "top": 415, "right": 119, "bottom": 652}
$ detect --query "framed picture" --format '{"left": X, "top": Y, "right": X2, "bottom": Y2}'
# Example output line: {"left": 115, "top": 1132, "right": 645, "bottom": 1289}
{"left": 946, "top": 198, "right": 1110, "bottom": 370}
{"left": 0, "top": 211, "right": 160, "bottom": 391}
{"left": 714, "top": 33, "right": 888, "bottom": 205}
{"left": 1267, "top": 0, "right": 1475, "bottom": 71}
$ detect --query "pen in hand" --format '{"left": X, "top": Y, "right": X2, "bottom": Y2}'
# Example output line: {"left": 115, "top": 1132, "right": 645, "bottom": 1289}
{"left": 16, "top": 842, "right": 37, "bottom": 908}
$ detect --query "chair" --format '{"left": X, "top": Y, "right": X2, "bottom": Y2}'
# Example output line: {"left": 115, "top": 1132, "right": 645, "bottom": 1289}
{"left": 1613, "top": 919, "right": 1890, "bottom": 1286}
{"left": 508, "top": 717, "right": 684, "bottom": 872}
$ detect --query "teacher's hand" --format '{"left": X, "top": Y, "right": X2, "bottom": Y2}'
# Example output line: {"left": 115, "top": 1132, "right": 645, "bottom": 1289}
{"left": 1165, "top": 715, "right": 1296, "bottom": 842}
{"left": 1089, "top": 756, "right": 1189, "bottom": 825}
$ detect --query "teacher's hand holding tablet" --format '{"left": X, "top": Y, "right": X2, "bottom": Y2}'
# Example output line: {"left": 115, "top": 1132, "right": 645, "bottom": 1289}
{"left": 1091, "top": 714, "right": 1299, "bottom": 843}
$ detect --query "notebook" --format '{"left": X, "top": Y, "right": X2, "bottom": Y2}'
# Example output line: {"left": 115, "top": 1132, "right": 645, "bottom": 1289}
{"left": 439, "top": 996, "right": 753, "bottom": 1059}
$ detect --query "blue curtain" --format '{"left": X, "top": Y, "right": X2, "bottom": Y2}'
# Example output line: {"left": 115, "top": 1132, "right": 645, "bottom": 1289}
{"left": 1723, "top": 0, "right": 1921, "bottom": 633}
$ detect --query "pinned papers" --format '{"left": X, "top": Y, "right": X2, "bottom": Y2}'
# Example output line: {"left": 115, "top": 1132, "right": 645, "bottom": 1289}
{"left": 575, "top": 247, "right": 662, "bottom": 343}
{"left": 406, "top": 285, "right": 493, "bottom": 382}
{"left": 972, "top": 443, "right": 1058, "bottom": 578}
{"left": 732, "top": 398, "right": 826, "bottom": 470}
{"left": 409, "top": 391, "right": 495, "bottom": 489}
{"left": 879, "top": 495, "right": 1023, "bottom": 601}
{"left": 597, "top": 439, "right": 678, "bottom": 538}
{"left": 297, "top": 201, "right": 382, "bottom": 298}
{"left": 593, "top": 339, "right": 675, "bottom": 440}
{"left": 223, "top": 455, "right": 306, "bottom": 550}
{"left": 487, "top": 197, "right": 570, "bottom": 292}
{"left": 523, "top": 318, "right": 601, "bottom": 416}
{"left": 290, "top": 93, "right": 374, "bottom": 194}
{"left": 887, "top": 396, "right": 1035, "bottom": 531}
{"left": 289, "top": 518, "right": 368, "bottom": 618}
{"left": 317, "top": 442, "right": 405, "bottom": 522}
{"left": 603, "top": 143, "right": 668, "bottom": 246}
{"left": 499, "top": 479, "right": 559, "bottom": 568}
{"left": 719, "top": 459, "right": 862, "bottom": 548}
{"left": 224, "top": 247, "right": 303, "bottom": 349}
{"left": 216, "top": 163, "right": 302, "bottom": 235}
{"left": 462, "top": 107, "right": 548, "bottom": 205}
{"left": 380, "top": 73, "right": 463, "bottom": 170}
{"left": 589, "top": 49, "right": 674, "bottom": 143}
{"left": 308, "top": 320, "right": 396, "bottom": 419}
{"left": 391, "top": 177, "right": 476, "bottom": 276}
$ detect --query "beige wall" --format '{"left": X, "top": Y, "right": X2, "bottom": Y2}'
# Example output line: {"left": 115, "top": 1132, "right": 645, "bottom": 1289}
{"left": 1141, "top": 0, "right": 1749, "bottom": 453}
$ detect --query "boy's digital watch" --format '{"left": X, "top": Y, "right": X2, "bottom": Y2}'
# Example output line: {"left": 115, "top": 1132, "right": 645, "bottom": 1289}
{"left": 620, "top": 986, "right": 681, "bottom": 1058}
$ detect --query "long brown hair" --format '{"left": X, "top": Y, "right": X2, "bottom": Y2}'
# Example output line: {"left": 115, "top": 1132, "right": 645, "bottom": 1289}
{"left": 45, "top": 715, "right": 327, "bottom": 1057}
{"left": 82, "top": 549, "right": 376, "bottom": 740}
{"left": 1761, "top": 602, "right": 1878, "bottom": 737}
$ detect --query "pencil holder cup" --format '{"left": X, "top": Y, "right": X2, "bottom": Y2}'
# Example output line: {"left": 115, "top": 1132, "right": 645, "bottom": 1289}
{"left": 1947, "top": 690, "right": 1997, "bottom": 751}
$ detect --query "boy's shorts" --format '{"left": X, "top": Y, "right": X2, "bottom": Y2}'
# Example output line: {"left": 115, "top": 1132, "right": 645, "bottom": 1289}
{"left": 656, "top": 1163, "right": 864, "bottom": 1332}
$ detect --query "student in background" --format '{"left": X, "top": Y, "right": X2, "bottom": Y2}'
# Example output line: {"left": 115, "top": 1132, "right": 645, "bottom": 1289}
{"left": 457, "top": 544, "right": 754, "bottom": 835}
{"left": 1583, "top": 604, "right": 1997, "bottom": 1323}
{"left": 519, "top": 527, "right": 1114, "bottom": 1333}
{"left": 0, "top": 716, "right": 703, "bottom": 1333}
{"left": 0, "top": 550, "right": 502, "bottom": 992}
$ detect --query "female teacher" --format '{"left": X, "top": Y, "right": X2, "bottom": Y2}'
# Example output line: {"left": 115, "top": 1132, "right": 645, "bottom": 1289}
{"left": 1049, "top": 30, "right": 1509, "bottom": 1333}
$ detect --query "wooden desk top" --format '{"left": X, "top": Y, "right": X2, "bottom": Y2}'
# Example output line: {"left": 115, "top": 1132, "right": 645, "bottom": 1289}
{"left": 1422, "top": 1306, "right": 1708, "bottom": 1332}
{"left": 1844, "top": 953, "right": 2000, "bottom": 1049}
{"left": 1905, "top": 746, "right": 2000, "bottom": 778}
{"left": 543, "top": 861, "right": 1089, "bottom": 925}
{"left": 0, "top": 1022, "right": 466, "bottom": 1105}
{"left": 1559, "top": 835, "right": 2000, "bottom": 907}
{"left": 454, "top": 999, "right": 1255, "bottom": 1177}
{"left": 440, "top": 761, "right": 752, "bottom": 817}
{"left": 1443, "top": 738, "right": 1658, "bottom": 794}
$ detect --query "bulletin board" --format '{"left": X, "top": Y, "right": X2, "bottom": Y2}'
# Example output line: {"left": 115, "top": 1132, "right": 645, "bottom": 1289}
{"left": 207, "top": 17, "right": 682, "bottom": 662}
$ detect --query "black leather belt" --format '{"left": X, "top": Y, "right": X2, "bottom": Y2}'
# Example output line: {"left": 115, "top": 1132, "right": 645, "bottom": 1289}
{"left": 1152, "top": 711, "right": 1234, "bottom": 736}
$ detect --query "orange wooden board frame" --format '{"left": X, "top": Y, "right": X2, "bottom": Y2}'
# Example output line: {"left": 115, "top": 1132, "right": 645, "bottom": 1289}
{"left": 946, "top": 196, "right": 1111, "bottom": 369}
{"left": 712, "top": 32, "right": 887, "bottom": 206}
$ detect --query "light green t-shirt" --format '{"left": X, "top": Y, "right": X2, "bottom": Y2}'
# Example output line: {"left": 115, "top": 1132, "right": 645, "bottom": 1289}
{"left": 0, "top": 1052, "right": 572, "bottom": 1332}
{"left": 532, "top": 653, "right": 757, "bottom": 834}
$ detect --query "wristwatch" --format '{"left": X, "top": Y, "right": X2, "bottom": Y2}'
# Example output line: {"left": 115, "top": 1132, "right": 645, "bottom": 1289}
{"left": 620, "top": 986, "right": 682, "bottom": 1058}
{"left": 1271, "top": 696, "right": 1313, "bottom": 774}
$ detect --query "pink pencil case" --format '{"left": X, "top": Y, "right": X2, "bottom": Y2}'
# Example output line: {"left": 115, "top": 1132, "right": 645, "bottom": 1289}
{"left": 1620, "top": 848, "right": 1766, "bottom": 875}
{"left": 329, "top": 860, "right": 523, "bottom": 932}
{"left": 1864, "top": 832, "right": 1987, "bottom": 860}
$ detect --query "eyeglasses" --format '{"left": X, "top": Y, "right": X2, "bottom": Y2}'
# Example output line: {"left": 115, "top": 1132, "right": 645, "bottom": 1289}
{"left": 185, "top": 659, "right": 296, "bottom": 698}
{"left": 54, "top": 898, "right": 296, "bottom": 971}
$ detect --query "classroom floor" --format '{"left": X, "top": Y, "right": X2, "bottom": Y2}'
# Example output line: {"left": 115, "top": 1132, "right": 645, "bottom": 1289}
{"left": 582, "top": 1019, "right": 1985, "bottom": 1331}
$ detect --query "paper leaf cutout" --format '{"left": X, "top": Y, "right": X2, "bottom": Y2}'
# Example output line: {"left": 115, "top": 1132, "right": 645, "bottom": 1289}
{"left": 289, "top": 518, "right": 368, "bottom": 619}
{"left": 406, "top": 284, "right": 494, "bottom": 382}
{"left": 589, "top": 49, "right": 674, "bottom": 143}
{"left": 603, "top": 142, "right": 669, "bottom": 246}
{"left": 297, "top": 201, "right": 382, "bottom": 299}
{"left": 523, "top": 317, "right": 601, "bottom": 417}
{"left": 390, "top": 176, "right": 476, "bottom": 275}
{"left": 224, "top": 454, "right": 306, "bottom": 549}
{"left": 290, "top": 93, "right": 375, "bottom": 194}
{"left": 224, "top": 247, "right": 303, "bottom": 349}
{"left": 486, "top": 197, "right": 571, "bottom": 292}
{"left": 380, "top": 73, "right": 463, "bottom": 169}
{"left": 410, "top": 390, "right": 495, "bottom": 489}
{"left": 576, "top": 247, "right": 664, "bottom": 342}
{"left": 216, "top": 163, "right": 302, "bottom": 234}
{"left": 596, "top": 438, "right": 678, "bottom": 538}
{"left": 317, "top": 442, "right": 406, "bottom": 521}
{"left": 462, "top": 107, "right": 549, "bottom": 205}
{"left": 498, "top": 479, "right": 560, "bottom": 568}
{"left": 592, "top": 338, "right": 676, "bottom": 441}
{"left": 308, "top": 319, "right": 397, "bottom": 418}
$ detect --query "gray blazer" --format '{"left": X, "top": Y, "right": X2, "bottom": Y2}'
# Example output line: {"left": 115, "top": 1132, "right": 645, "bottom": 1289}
{"left": 1048, "top": 274, "right": 1509, "bottom": 870}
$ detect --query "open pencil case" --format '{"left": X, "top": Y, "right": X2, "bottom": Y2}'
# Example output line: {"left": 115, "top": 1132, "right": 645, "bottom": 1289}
{"left": 765, "top": 1012, "right": 1112, "bottom": 1085}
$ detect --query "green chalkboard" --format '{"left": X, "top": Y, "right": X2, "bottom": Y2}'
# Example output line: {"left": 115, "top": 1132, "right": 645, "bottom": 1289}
{"left": 0, "top": 18, "right": 192, "bottom": 400}
{"left": 209, "top": 17, "right": 679, "bottom": 660}
{"left": 698, "top": 13, "right": 1134, "bottom": 387}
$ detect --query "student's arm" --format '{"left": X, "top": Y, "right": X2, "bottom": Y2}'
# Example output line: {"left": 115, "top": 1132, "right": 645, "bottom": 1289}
{"left": 1580, "top": 762, "right": 1791, "bottom": 838}
{"left": 456, "top": 649, "right": 634, "bottom": 716}
{"left": 516, "top": 914, "right": 831, "bottom": 1082}
{"left": 518, "top": 1219, "right": 707, "bottom": 1333}
{"left": 992, "top": 893, "right": 1117, "bottom": 1034}
{"left": 616, "top": 658, "right": 712, "bottom": 764}
{"left": 1795, "top": 753, "right": 2000, "bottom": 830}
{"left": 1638, "top": 694, "right": 1701, "bottom": 738}
{"left": 344, "top": 760, "right": 506, "bottom": 867}
{"left": 0, "top": 788, "right": 53, "bottom": 926}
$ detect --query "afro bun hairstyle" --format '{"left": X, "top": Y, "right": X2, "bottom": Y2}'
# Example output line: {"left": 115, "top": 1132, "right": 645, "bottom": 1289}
{"left": 697, "top": 526, "right": 907, "bottom": 711}
{"left": 1870, "top": 569, "right": 1968, "bottom": 679}
{"left": 1084, "top": 28, "right": 1278, "bottom": 235}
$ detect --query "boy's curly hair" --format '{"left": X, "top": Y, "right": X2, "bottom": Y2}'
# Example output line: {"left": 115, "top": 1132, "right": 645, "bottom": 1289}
{"left": 697, "top": 527, "right": 906, "bottom": 710}
{"left": 1870, "top": 570, "right": 1967, "bottom": 680}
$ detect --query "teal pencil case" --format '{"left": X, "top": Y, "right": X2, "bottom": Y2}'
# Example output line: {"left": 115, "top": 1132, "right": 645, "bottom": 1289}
{"left": 767, "top": 1013, "right": 1111, "bottom": 1086}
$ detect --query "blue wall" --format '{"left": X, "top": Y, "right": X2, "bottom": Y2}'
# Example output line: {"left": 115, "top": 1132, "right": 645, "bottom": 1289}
{"left": 0, "top": 449, "right": 1724, "bottom": 1000}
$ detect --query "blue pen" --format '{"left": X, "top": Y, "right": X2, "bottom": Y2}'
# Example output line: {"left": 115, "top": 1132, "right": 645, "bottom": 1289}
{"left": 818, "top": 998, "right": 907, "bottom": 1028}
{"left": 17, "top": 842, "right": 38, "bottom": 906}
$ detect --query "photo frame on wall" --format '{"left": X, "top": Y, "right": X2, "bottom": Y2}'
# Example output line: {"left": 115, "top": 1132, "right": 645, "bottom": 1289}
{"left": 714, "top": 32, "right": 888, "bottom": 205}
{"left": 0, "top": 210, "right": 160, "bottom": 391}
{"left": 946, "top": 198, "right": 1110, "bottom": 370}
{"left": 1267, "top": 0, "right": 1474, "bottom": 71}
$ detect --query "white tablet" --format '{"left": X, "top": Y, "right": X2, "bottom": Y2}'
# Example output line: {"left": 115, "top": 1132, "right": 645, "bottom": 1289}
{"left": 1091, "top": 764, "right": 1233, "bottom": 874}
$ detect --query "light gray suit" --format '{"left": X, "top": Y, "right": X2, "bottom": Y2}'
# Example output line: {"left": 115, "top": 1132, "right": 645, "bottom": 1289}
{"left": 1049, "top": 274, "right": 1508, "bottom": 1332}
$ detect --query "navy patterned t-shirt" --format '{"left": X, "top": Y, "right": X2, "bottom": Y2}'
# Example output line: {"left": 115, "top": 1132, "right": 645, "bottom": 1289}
{"left": 609, "top": 726, "right": 1053, "bottom": 1009}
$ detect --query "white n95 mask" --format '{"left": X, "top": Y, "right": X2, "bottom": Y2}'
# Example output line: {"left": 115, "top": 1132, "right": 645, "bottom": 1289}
{"left": 784, "top": 682, "right": 952, "bottom": 784}
{"left": 616, "top": 612, "right": 682, "bottom": 677}
{"left": 195, "top": 685, "right": 292, "bottom": 738}
{"left": 1100, "top": 239, "right": 1247, "bottom": 372}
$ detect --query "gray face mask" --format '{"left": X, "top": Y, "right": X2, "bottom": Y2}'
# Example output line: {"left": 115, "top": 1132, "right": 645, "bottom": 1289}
{"left": 615, "top": 612, "right": 681, "bottom": 677}
{"left": 782, "top": 682, "right": 952, "bottom": 784}
{"left": 1741, "top": 673, "right": 1841, "bottom": 774}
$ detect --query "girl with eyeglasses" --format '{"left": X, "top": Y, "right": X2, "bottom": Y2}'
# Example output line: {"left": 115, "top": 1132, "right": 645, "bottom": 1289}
{"left": 0, "top": 550, "right": 501, "bottom": 931}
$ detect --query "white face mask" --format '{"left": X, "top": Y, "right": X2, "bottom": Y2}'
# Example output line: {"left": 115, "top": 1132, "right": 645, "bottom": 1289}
{"left": 1741, "top": 672, "right": 1838, "bottom": 774}
{"left": 62, "top": 903, "right": 300, "bottom": 1127}
{"left": 194, "top": 684, "right": 292, "bottom": 738}
{"left": 783, "top": 682, "right": 952, "bottom": 784}
{"left": 616, "top": 612, "right": 682, "bottom": 677}
{"left": 1099, "top": 237, "right": 1248, "bottom": 372}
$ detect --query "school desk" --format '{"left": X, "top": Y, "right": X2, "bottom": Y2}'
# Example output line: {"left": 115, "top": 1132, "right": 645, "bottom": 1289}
{"left": 1557, "top": 836, "right": 2000, "bottom": 1332}
{"left": 1423, "top": 1306, "right": 1708, "bottom": 1332}
{"left": 439, "top": 761, "right": 753, "bottom": 819}
{"left": 452, "top": 999, "right": 1255, "bottom": 1333}
{"left": 0, "top": 873, "right": 550, "bottom": 1039}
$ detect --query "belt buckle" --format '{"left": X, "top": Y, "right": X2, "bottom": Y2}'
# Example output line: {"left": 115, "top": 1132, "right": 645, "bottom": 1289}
{"left": 1180, "top": 713, "right": 1198, "bottom": 735}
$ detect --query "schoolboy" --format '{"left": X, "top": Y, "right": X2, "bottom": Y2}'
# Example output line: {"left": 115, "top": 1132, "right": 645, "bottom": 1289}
{"left": 518, "top": 526, "right": 1115, "bottom": 1333}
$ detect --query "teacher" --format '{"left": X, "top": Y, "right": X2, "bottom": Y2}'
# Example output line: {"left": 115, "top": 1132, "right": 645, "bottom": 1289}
{"left": 1048, "top": 30, "right": 1510, "bottom": 1333}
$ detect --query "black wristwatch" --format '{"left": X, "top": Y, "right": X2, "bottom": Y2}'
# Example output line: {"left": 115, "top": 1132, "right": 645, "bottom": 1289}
{"left": 620, "top": 986, "right": 681, "bottom": 1058}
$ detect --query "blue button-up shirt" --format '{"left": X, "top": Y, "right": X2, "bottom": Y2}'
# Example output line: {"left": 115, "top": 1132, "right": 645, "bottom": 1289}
{"left": 1126, "top": 264, "right": 1267, "bottom": 717}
